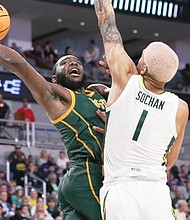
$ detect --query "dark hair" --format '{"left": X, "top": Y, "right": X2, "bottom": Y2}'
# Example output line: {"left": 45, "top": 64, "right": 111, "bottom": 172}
{"left": 65, "top": 46, "right": 71, "bottom": 54}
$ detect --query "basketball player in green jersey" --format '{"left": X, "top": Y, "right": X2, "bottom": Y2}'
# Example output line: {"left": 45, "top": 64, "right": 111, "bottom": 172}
{"left": 0, "top": 45, "right": 109, "bottom": 220}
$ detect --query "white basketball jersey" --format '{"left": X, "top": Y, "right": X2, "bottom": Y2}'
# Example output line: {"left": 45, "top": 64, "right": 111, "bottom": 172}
{"left": 104, "top": 75, "right": 179, "bottom": 183}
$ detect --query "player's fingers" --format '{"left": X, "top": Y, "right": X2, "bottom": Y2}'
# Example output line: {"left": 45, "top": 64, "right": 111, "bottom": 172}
{"left": 99, "top": 60, "right": 108, "bottom": 69}
{"left": 96, "top": 110, "right": 106, "bottom": 123}
{"left": 102, "top": 54, "right": 106, "bottom": 60}
{"left": 93, "top": 126, "right": 105, "bottom": 134}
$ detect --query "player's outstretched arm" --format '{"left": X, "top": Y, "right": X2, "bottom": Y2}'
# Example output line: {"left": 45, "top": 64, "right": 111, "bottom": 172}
{"left": 0, "top": 44, "right": 51, "bottom": 104}
{"left": 94, "top": 0, "right": 137, "bottom": 86}
{"left": 166, "top": 99, "right": 189, "bottom": 170}
{"left": 0, "top": 44, "right": 69, "bottom": 117}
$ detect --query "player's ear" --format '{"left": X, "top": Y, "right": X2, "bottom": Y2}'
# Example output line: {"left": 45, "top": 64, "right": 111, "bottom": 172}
{"left": 51, "top": 75, "right": 57, "bottom": 83}
{"left": 140, "top": 64, "right": 148, "bottom": 75}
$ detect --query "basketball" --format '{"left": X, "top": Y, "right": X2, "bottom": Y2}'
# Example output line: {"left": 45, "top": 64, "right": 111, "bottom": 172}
{"left": 0, "top": 4, "right": 10, "bottom": 40}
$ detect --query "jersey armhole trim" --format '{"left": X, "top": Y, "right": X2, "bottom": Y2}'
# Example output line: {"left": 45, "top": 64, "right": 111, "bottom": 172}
{"left": 50, "top": 89, "right": 76, "bottom": 124}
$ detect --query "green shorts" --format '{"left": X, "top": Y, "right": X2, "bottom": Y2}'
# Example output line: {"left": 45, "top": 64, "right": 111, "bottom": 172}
{"left": 58, "top": 158, "right": 104, "bottom": 220}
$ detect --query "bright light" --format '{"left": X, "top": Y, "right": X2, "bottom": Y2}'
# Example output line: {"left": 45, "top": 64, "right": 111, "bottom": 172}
{"left": 130, "top": 0, "right": 135, "bottom": 12}
{"left": 162, "top": 2, "right": 168, "bottom": 17}
{"left": 146, "top": 0, "right": 152, "bottom": 14}
{"left": 119, "top": 0, "right": 124, "bottom": 10}
{"left": 57, "top": 18, "right": 62, "bottom": 23}
{"left": 154, "top": 32, "right": 159, "bottom": 37}
{"left": 157, "top": 1, "right": 163, "bottom": 16}
{"left": 152, "top": 1, "right": 157, "bottom": 15}
{"left": 173, "top": 4, "right": 178, "bottom": 18}
{"left": 80, "top": 21, "right": 86, "bottom": 26}
{"left": 168, "top": 3, "right": 174, "bottom": 18}
{"left": 135, "top": 0, "right": 141, "bottom": 12}
{"left": 113, "top": 0, "right": 119, "bottom": 9}
{"left": 124, "top": 0, "right": 130, "bottom": 11}
{"left": 141, "top": 0, "right": 146, "bottom": 13}
{"left": 71, "top": 0, "right": 180, "bottom": 19}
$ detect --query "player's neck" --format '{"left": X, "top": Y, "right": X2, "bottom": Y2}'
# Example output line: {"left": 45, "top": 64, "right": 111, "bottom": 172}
{"left": 75, "top": 87, "right": 85, "bottom": 94}
{"left": 143, "top": 78, "right": 165, "bottom": 94}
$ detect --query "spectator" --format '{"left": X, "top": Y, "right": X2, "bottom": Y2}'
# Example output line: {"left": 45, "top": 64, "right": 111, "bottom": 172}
{"left": 9, "top": 207, "right": 22, "bottom": 220}
{"left": 46, "top": 173, "right": 59, "bottom": 195}
{"left": 27, "top": 155, "right": 35, "bottom": 165}
{"left": 0, "top": 182, "right": 12, "bottom": 204}
{"left": 0, "top": 183, "right": 9, "bottom": 194}
{"left": 180, "top": 63, "right": 190, "bottom": 86}
{"left": 11, "top": 186, "right": 24, "bottom": 209}
{"left": 19, "top": 205, "right": 31, "bottom": 220}
{"left": 39, "top": 155, "right": 58, "bottom": 181}
{"left": 0, "top": 93, "right": 10, "bottom": 138}
{"left": 62, "top": 161, "right": 72, "bottom": 176}
{"left": 184, "top": 181, "right": 190, "bottom": 200}
{"left": 8, "top": 181, "right": 17, "bottom": 198}
{"left": 8, "top": 145, "right": 26, "bottom": 163}
{"left": 179, "top": 164, "right": 189, "bottom": 181}
{"left": 14, "top": 98, "right": 35, "bottom": 140}
{"left": 64, "top": 46, "right": 75, "bottom": 56}
{"left": 30, "top": 197, "right": 48, "bottom": 217}
{"left": 10, "top": 42, "right": 25, "bottom": 58}
{"left": 175, "top": 199, "right": 188, "bottom": 220}
{"left": 21, "top": 196, "right": 30, "bottom": 207}
{"left": 56, "top": 151, "right": 69, "bottom": 174}
{"left": 31, "top": 198, "right": 52, "bottom": 220}
{"left": 92, "top": 60, "right": 111, "bottom": 82}
{"left": 21, "top": 196, "right": 31, "bottom": 214}
{"left": 46, "top": 196, "right": 60, "bottom": 219}
{"left": 172, "top": 81, "right": 185, "bottom": 91}
{"left": 0, "top": 203, "right": 8, "bottom": 219}
{"left": 0, "top": 170, "right": 7, "bottom": 184}
{"left": 83, "top": 39, "right": 100, "bottom": 66}
{"left": 28, "top": 189, "right": 38, "bottom": 209}
{"left": 27, "top": 162, "right": 41, "bottom": 189}
{"left": 0, "top": 191, "right": 14, "bottom": 218}
{"left": 15, "top": 98, "right": 35, "bottom": 123}
{"left": 8, "top": 145, "right": 27, "bottom": 186}
{"left": 44, "top": 40, "right": 57, "bottom": 63}
{"left": 30, "top": 44, "right": 44, "bottom": 59}
{"left": 37, "top": 149, "right": 49, "bottom": 167}
{"left": 172, "top": 187, "right": 185, "bottom": 208}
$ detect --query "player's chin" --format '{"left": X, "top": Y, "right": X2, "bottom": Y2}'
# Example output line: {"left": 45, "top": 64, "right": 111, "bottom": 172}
{"left": 69, "top": 76, "right": 82, "bottom": 82}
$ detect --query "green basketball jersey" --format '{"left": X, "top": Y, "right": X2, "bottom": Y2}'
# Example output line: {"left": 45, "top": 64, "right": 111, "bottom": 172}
{"left": 51, "top": 89, "right": 106, "bottom": 164}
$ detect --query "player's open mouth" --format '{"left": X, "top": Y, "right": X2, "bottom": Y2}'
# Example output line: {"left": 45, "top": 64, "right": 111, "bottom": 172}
{"left": 69, "top": 68, "right": 80, "bottom": 76}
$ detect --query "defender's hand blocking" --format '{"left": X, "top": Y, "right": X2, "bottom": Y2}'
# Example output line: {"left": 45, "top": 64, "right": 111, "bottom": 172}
{"left": 93, "top": 110, "right": 106, "bottom": 134}
{"left": 99, "top": 55, "right": 110, "bottom": 75}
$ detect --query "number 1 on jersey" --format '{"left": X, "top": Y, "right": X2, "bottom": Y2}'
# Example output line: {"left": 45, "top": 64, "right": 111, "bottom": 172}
{"left": 132, "top": 110, "right": 148, "bottom": 141}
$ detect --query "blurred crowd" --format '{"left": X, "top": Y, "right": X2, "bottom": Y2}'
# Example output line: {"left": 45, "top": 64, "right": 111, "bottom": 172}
{"left": 0, "top": 147, "right": 71, "bottom": 219}
{"left": 168, "top": 164, "right": 190, "bottom": 219}
{"left": 9, "top": 39, "right": 111, "bottom": 85}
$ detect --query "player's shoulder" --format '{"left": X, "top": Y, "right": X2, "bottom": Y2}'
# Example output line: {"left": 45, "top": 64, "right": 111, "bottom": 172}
{"left": 178, "top": 97, "right": 189, "bottom": 110}
{"left": 177, "top": 97, "right": 189, "bottom": 120}
{"left": 87, "top": 83, "right": 109, "bottom": 100}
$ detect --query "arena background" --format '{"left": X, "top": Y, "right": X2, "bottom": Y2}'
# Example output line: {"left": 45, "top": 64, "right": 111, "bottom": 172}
{"left": 0, "top": 0, "right": 189, "bottom": 215}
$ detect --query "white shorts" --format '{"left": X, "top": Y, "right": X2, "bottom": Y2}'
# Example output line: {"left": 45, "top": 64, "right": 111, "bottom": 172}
{"left": 100, "top": 180, "right": 176, "bottom": 220}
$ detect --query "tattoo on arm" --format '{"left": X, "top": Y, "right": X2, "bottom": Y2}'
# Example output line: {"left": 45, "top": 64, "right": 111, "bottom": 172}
{"left": 47, "top": 86, "right": 60, "bottom": 101}
{"left": 94, "top": 0, "right": 123, "bottom": 46}
{"left": 101, "top": 14, "right": 123, "bottom": 46}
{"left": 95, "top": 0, "right": 109, "bottom": 12}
